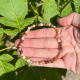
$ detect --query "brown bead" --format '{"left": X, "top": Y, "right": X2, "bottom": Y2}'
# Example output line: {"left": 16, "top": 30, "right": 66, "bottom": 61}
{"left": 24, "top": 58, "right": 27, "bottom": 61}
{"left": 24, "top": 32, "right": 27, "bottom": 36}
{"left": 43, "top": 23, "right": 45, "bottom": 26}
{"left": 38, "top": 61, "right": 41, "bottom": 65}
{"left": 59, "top": 42, "right": 61, "bottom": 45}
{"left": 51, "top": 60, "right": 53, "bottom": 63}
{"left": 37, "top": 24, "right": 40, "bottom": 26}
{"left": 48, "top": 60, "right": 51, "bottom": 64}
{"left": 59, "top": 47, "right": 62, "bottom": 50}
{"left": 30, "top": 26, "right": 33, "bottom": 29}
{"left": 54, "top": 27, "right": 57, "bottom": 30}
{"left": 41, "top": 61, "right": 45, "bottom": 64}
{"left": 51, "top": 25, "right": 54, "bottom": 28}
{"left": 45, "top": 61, "right": 49, "bottom": 64}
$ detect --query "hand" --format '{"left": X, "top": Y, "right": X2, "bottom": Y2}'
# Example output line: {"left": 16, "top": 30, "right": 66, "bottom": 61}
{"left": 15, "top": 13, "right": 80, "bottom": 73}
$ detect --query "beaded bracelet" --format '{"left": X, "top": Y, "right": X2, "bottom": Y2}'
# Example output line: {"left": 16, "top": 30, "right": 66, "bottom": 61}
{"left": 18, "top": 23, "right": 62, "bottom": 65}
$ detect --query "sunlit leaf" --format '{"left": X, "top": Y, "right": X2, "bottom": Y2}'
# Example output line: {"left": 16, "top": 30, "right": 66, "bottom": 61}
{"left": 61, "top": 3, "right": 73, "bottom": 17}
{"left": 12, "top": 51, "right": 18, "bottom": 55}
{"left": 0, "top": 27, "right": 3, "bottom": 37}
{"left": 15, "top": 57, "right": 27, "bottom": 69}
{"left": 0, "top": 54, "right": 14, "bottom": 62}
{"left": 0, "top": 0, "right": 28, "bottom": 31}
{"left": 3, "top": 29, "right": 19, "bottom": 36}
{"left": 38, "top": 0, "right": 58, "bottom": 23}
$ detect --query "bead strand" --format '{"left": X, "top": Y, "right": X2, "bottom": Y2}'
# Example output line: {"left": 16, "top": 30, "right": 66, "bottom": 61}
{"left": 18, "top": 23, "right": 62, "bottom": 65}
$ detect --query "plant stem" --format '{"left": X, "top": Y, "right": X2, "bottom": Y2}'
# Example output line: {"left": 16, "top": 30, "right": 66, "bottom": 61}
{"left": 0, "top": 46, "right": 13, "bottom": 52}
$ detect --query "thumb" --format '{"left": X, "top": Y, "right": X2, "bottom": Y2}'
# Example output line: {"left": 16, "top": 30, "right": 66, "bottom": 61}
{"left": 57, "top": 13, "right": 80, "bottom": 28}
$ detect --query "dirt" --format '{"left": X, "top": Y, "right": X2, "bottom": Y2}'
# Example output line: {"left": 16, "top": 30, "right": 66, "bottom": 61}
{"left": 62, "top": 70, "right": 80, "bottom": 80}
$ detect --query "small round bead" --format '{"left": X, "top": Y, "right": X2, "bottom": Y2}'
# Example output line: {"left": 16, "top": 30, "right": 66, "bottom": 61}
{"left": 22, "top": 35, "right": 25, "bottom": 38}
{"left": 24, "top": 58, "right": 27, "bottom": 61}
{"left": 33, "top": 62, "right": 35, "bottom": 65}
{"left": 45, "top": 23, "right": 48, "bottom": 26}
{"left": 35, "top": 24, "right": 37, "bottom": 26}
{"left": 51, "top": 25, "right": 54, "bottom": 28}
{"left": 54, "top": 25, "right": 56, "bottom": 28}
{"left": 30, "top": 61, "right": 32, "bottom": 64}
{"left": 21, "top": 53, "right": 24, "bottom": 56}
{"left": 40, "top": 23, "right": 43, "bottom": 26}
{"left": 35, "top": 62, "right": 39, "bottom": 65}
{"left": 20, "top": 43, "right": 22, "bottom": 46}
{"left": 25, "top": 30, "right": 29, "bottom": 33}
{"left": 43, "top": 23, "right": 45, "bottom": 26}
{"left": 27, "top": 29, "right": 30, "bottom": 32}
{"left": 37, "top": 24, "right": 40, "bottom": 26}
{"left": 21, "top": 40, "right": 24, "bottom": 43}
{"left": 20, "top": 50, "right": 23, "bottom": 54}
{"left": 38, "top": 61, "right": 41, "bottom": 65}
{"left": 27, "top": 59, "right": 30, "bottom": 63}
{"left": 33, "top": 24, "right": 35, "bottom": 27}
{"left": 28, "top": 27, "right": 30, "bottom": 30}
{"left": 48, "top": 24, "right": 51, "bottom": 26}
{"left": 19, "top": 47, "right": 21, "bottom": 51}
{"left": 19, "top": 45, "right": 21, "bottom": 48}
{"left": 59, "top": 42, "right": 61, "bottom": 45}
{"left": 59, "top": 47, "right": 62, "bottom": 50}
{"left": 58, "top": 39, "right": 61, "bottom": 42}
{"left": 30, "top": 26, "right": 33, "bottom": 29}
{"left": 51, "top": 60, "right": 53, "bottom": 63}
{"left": 58, "top": 34, "right": 60, "bottom": 36}
{"left": 45, "top": 61, "right": 49, "bottom": 64}
{"left": 41, "top": 61, "right": 45, "bottom": 64}
{"left": 21, "top": 37, "right": 24, "bottom": 40}
{"left": 23, "top": 56, "right": 26, "bottom": 59}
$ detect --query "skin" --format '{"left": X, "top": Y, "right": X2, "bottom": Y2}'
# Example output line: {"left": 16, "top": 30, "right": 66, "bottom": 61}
{"left": 15, "top": 13, "right": 80, "bottom": 73}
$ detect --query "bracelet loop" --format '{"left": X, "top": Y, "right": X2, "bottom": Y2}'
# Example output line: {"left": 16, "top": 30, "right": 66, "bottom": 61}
{"left": 18, "top": 23, "right": 62, "bottom": 65}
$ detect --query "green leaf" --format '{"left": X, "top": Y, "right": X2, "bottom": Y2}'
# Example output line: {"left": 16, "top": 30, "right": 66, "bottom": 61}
{"left": 0, "top": 71, "right": 15, "bottom": 80}
{"left": 0, "top": 54, "right": 15, "bottom": 76}
{"left": 3, "top": 29, "right": 19, "bottom": 36}
{"left": 61, "top": 3, "right": 73, "bottom": 17}
{"left": 15, "top": 57, "right": 27, "bottom": 69}
{"left": 13, "top": 51, "right": 18, "bottom": 55}
{"left": 0, "top": 0, "right": 28, "bottom": 31}
{"left": 21, "top": 15, "right": 37, "bottom": 30}
{"left": 0, "top": 28, "right": 3, "bottom": 39}
{"left": 38, "top": 0, "right": 58, "bottom": 23}
{"left": 74, "top": 0, "right": 80, "bottom": 13}
{"left": 0, "top": 54, "right": 14, "bottom": 62}
{"left": 42, "top": 68, "right": 62, "bottom": 80}
{"left": 16, "top": 67, "right": 64, "bottom": 80}
{"left": 0, "top": 61, "right": 15, "bottom": 76}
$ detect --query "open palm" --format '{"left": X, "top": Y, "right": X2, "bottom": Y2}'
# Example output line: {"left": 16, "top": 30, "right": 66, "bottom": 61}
{"left": 15, "top": 13, "right": 80, "bottom": 73}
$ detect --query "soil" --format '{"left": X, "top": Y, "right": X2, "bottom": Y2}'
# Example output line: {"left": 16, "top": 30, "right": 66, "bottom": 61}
{"left": 62, "top": 70, "right": 80, "bottom": 80}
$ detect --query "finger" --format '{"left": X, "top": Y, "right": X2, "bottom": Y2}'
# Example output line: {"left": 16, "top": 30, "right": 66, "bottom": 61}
{"left": 24, "top": 28, "right": 57, "bottom": 38}
{"left": 18, "top": 48, "right": 59, "bottom": 58}
{"left": 57, "top": 13, "right": 80, "bottom": 28}
{"left": 29, "top": 57, "right": 50, "bottom": 61}
{"left": 22, "top": 38, "right": 58, "bottom": 48}
{"left": 14, "top": 39, "right": 20, "bottom": 48}
{"left": 34, "top": 59, "right": 65, "bottom": 68}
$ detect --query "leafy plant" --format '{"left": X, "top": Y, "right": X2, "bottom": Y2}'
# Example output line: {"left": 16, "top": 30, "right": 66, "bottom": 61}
{"left": 0, "top": 0, "right": 79, "bottom": 80}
